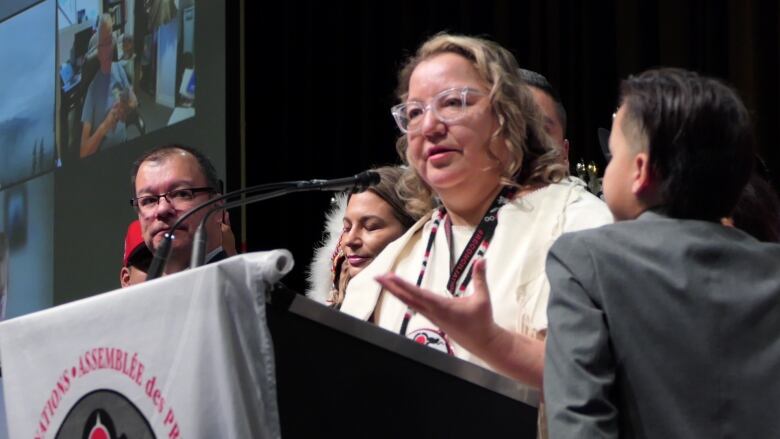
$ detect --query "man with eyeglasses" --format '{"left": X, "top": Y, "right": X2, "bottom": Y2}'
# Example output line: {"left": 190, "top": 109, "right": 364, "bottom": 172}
{"left": 130, "top": 145, "right": 229, "bottom": 276}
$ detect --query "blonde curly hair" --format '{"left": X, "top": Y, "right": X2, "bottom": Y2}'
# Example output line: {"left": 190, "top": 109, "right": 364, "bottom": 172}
{"left": 394, "top": 33, "right": 566, "bottom": 217}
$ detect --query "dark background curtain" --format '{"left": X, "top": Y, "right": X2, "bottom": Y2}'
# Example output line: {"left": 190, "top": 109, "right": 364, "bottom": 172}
{"left": 236, "top": 0, "right": 780, "bottom": 292}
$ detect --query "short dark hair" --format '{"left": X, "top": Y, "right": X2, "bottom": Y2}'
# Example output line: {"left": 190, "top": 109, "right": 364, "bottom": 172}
{"left": 620, "top": 68, "right": 754, "bottom": 221}
{"left": 517, "top": 68, "right": 567, "bottom": 132}
{"left": 130, "top": 144, "right": 220, "bottom": 197}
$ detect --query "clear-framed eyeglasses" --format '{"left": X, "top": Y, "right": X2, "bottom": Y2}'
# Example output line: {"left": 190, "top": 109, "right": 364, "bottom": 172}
{"left": 391, "top": 87, "right": 488, "bottom": 134}
{"left": 130, "top": 187, "right": 215, "bottom": 213}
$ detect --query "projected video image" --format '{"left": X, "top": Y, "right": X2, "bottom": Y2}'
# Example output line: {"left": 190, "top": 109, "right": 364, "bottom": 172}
{"left": 57, "top": 0, "right": 196, "bottom": 160}
{"left": 0, "top": 0, "right": 57, "bottom": 190}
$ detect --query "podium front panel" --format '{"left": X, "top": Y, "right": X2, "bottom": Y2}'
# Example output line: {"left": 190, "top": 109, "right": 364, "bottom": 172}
{"left": 267, "top": 289, "right": 539, "bottom": 438}
{"left": 0, "top": 252, "right": 288, "bottom": 439}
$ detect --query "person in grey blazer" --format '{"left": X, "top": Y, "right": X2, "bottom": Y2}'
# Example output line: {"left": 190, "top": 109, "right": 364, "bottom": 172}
{"left": 544, "top": 67, "right": 780, "bottom": 438}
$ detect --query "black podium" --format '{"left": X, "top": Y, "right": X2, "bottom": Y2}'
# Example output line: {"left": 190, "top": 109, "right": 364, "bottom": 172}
{"left": 267, "top": 288, "right": 539, "bottom": 438}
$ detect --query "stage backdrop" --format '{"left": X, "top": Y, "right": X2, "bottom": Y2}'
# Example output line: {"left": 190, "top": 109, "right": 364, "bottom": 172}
{"left": 240, "top": 0, "right": 780, "bottom": 293}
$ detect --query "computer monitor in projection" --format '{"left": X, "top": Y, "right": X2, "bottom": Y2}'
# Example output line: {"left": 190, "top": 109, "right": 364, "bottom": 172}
{"left": 0, "top": 0, "right": 57, "bottom": 190}
{"left": 0, "top": 0, "right": 229, "bottom": 312}
{"left": 56, "top": 0, "right": 198, "bottom": 161}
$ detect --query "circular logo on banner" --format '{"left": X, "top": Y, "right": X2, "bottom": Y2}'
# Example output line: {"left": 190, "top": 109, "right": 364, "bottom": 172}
{"left": 54, "top": 389, "right": 155, "bottom": 439}
{"left": 407, "top": 328, "right": 452, "bottom": 354}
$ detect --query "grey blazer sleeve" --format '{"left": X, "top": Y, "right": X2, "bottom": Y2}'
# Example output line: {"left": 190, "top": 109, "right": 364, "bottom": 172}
{"left": 544, "top": 233, "right": 618, "bottom": 439}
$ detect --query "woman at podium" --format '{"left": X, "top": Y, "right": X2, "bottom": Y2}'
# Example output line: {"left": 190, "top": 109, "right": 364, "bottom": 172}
{"left": 338, "top": 33, "right": 611, "bottom": 398}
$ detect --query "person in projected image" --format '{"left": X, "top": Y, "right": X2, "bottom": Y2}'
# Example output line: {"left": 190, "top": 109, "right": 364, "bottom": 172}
{"left": 119, "top": 34, "right": 136, "bottom": 84}
{"left": 80, "top": 13, "right": 137, "bottom": 158}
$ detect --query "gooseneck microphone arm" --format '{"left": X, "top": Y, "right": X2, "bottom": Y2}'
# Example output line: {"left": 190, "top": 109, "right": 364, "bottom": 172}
{"left": 145, "top": 171, "right": 380, "bottom": 280}
{"left": 188, "top": 187, "right": 293, "bottom": 269}
{"left": 189, "top": 170, "right": 382, "bottom": 268}
{"left": 145, "top": 181, "right": 298, "bottom": 280}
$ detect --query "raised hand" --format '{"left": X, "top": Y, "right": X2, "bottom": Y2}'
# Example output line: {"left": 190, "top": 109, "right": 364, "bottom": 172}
{"left": 376, "top": 258, "right": 544, "bottom": 387}
{"left": 376, "top": 258, "right": 503, "bottom": 356}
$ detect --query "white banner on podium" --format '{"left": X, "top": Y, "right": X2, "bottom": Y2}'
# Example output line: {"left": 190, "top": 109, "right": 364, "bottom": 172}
{"left": 0, "top": 251, "right": 292, "bottom": 439}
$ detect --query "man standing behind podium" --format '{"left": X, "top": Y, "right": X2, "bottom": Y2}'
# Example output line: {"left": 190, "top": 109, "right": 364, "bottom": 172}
{"left": 130, "top": 145, "right": 228, "bottom": 275}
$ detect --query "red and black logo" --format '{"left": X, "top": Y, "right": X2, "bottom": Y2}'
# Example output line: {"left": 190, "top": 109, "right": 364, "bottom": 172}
{"left": 54, "top": 390, "right": 155, "bottom": 439}
{"left": 407, "top": 328, "right": 453, "bottom": 355}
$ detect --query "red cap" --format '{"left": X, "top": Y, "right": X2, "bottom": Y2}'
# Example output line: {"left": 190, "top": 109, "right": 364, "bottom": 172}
{"left": 123, "top": 220, "right": 147, "bottom": 267}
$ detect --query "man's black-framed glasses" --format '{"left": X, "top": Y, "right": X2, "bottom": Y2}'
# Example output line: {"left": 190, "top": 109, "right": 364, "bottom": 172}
{"left": 130, "top": 187, "right": 215, "bottom": 213}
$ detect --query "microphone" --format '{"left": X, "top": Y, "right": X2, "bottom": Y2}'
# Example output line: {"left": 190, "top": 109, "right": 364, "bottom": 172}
{"left": 189, "top": 170, "right": 379, "bottom": 267}
{"left": 145, "top": 180, "right": 296, "bottom": 281}
{"left": 146, "top": 171, "right": 380, "bottom": 280}
{"left": 189, "top": 170, "right": 380, "bottom": 268}
{"left": 295, "top": 170, "right": 380, "bottom": 192}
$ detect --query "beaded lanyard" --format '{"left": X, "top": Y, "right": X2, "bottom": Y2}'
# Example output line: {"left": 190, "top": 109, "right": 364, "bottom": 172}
{"left": 398, "top": 185, "right": 517, "bottom": 338}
